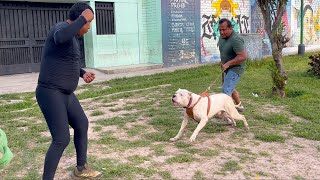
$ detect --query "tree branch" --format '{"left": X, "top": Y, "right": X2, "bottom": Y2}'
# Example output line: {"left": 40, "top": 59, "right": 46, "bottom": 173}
{"left": 272, "top": 1, "right": 287, "bottom": 33}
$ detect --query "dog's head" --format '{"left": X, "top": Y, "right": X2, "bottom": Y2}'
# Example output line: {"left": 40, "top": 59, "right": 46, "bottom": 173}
{"left": 171, "top": 89, "right": 192, "bottom": 107}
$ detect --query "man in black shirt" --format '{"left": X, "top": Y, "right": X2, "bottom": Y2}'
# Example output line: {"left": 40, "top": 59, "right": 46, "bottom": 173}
{"left": 36, "top": 2, "right": 102, "bottom": 179}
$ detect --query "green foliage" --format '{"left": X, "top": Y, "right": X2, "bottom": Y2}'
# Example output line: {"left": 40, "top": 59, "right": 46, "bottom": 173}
{"left": 308, "top": 54, "right": 320, "bottom": 78}
{"left": 254, "top": 132, "right": 286, "bottom": 142}
{"left": 166, "top": 154, "right": 195, "bottom": 164}
{"left": 222, "top": 160, "right": 241, "bottom": 172}
{"left": 90, "top": 110, "right": 104, "bottom": 116}
{"left": 193, "top": 170, "right": 206, "bottom": 180}
{"left": 292, "top": 122, "right": 320, "bottom": 140}
{"left": 267, "top": 61, "right": 287, "bottom": 96}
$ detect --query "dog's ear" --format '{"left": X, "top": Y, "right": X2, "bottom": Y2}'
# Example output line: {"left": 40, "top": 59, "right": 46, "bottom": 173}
{"left": 188, "top": 91, "right": 192, "bottom": 96}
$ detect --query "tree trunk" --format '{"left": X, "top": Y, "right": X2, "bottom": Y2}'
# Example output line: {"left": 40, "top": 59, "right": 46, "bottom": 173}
{"left": 271, "top": 41, "right": 288, "bottom": 97}
{"left": 257, "top": 0, "right": 289, "bottom": 97}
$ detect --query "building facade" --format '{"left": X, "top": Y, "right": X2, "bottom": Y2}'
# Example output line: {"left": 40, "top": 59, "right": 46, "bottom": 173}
{"left": 0, "top": 0, "right": 319, "bottom": 75}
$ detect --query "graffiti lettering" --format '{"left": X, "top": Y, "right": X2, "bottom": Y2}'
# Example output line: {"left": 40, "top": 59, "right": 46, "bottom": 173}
{"left": 172, "top": 28, "right": 183, "bottom": 33}
{"left": 171, "top": 0, "right": 189, "bottom": 9}
{"left": 181, "top": 38, "right": 189, "bottom": 46}
{"left": 172, "top": 22, "right": 184, "bottom": 27}
{"left": 185, "top": 27, "right": 195, "bottom": 33}
{"left": 172, "top": 18, "right": 187, "bottom": 22}
{"left": 171, "top": 14, "right": 183, "bottom": 18}
{"left": 171, "top": 10, "right": 183, "bottom": 13}
{"left": 170, "top": 0, "right": 188, "bottom": 2}
{"left": 186, "top": 22, "right": 194, "bottom": 26}
{"left": 235, "top": 14, "right": 250, "bottom": 33}
{"left": 201, "top": 14, "right": 219, "bottom": 40}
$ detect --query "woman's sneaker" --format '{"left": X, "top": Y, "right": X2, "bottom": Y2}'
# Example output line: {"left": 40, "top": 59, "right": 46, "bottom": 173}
{"left": 72, "top": 164, "right": 102, "bottom": 179}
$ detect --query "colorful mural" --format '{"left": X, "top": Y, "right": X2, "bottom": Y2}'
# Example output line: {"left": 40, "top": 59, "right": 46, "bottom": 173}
{"left": 250, "top": 0, "right": 320, "bottom": 56}
{"left": 201, "top": 0, "right": 251, "bottom": 63}
{"left": 201, "top": 0, "right": 320, "bottom": 62}
{"left": 250, "top": 0, "right": 271, "bottom": 56}
{"left": 286, "top": 0, "right": 320, "bottom": 46}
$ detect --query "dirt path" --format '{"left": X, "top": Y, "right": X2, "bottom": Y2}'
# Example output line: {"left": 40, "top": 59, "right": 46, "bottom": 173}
{"left": 49, "top": 93, "right": 320, "bottom": 180}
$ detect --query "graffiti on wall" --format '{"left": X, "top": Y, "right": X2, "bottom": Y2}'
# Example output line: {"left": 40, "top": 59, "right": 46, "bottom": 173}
{"left": 302, "top": 4, "right": 320, "bottom": 45}
{"left": 201, "top": 0, "right": 251, "bottom": 63}
{"left": 250, "top": 0, "right": 272, "bottom": 56}
{"left": 164, "top": 0, "right": 197, "bottom": 66}
{"left": 200, "top": 0, "right": 320, "bottom": 61}
{"left": 288, "top": 0, "right": 320, "bottom": 46}
{"left": 250, "top": 0, "right": 320, "bottom": 56}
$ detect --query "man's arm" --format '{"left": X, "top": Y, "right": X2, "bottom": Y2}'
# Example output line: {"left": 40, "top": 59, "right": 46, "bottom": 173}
{"left": 53, "top": 16, "right": 87, "bottom": 44}
{"left": 222, "top": 50, "right": 247, "bottom": 71}
{"left": 80, "top": 68, "right": 86, "bottom": 78}
{"left": 54, "top": 9, "right": 93, "bottom": 44}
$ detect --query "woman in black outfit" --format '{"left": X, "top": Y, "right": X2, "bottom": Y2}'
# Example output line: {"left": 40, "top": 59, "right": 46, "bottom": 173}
{"left": 36, "top": 2, "right": 102, "bottom": 180}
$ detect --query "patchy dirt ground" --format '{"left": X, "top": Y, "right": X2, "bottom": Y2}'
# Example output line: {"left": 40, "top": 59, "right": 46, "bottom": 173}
{"left": 34, "top": 87, "right": 320, "bottom": 179}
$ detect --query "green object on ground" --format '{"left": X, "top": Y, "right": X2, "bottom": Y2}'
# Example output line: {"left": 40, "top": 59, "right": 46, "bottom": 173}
{"left": 0, "top": 128, "right": 13, "bottom": 169}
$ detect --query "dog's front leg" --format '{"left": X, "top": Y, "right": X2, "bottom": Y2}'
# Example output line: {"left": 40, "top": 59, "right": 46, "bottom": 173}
{"left": 169, "top": 113, "right": 189, "bottom": 142}
{"left": 190, "top": 117, "right": 208, "bottom": 142}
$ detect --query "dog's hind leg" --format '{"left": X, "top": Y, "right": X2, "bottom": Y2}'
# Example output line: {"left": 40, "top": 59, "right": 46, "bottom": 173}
{"left": 225, "top": 114, "right": 236, "bottom": 127}
{"left": 241, "top": 117, "right": 249, "bottom": 130}
{"left": 224, "top": 103, "right": 249, "bottom": 130}
{"left": 231, "top": 113, "right": 249, "bottom": 130}
{"left": 170, "top": 113, "right": 189, "bottom": 142}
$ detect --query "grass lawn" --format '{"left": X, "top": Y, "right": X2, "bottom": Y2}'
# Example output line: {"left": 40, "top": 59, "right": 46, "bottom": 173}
{"left": 0, "top": 52, "right": 319, "bottom": 179}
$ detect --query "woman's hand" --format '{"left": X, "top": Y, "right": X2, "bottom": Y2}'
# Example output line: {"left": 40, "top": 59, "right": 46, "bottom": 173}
{"left": 82, "top": 72, "right": 95, "bottom": 83}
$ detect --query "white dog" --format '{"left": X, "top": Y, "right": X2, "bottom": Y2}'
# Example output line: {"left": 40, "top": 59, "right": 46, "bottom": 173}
{"left": 170, "top": 89, "right": 249, "bottom": 142}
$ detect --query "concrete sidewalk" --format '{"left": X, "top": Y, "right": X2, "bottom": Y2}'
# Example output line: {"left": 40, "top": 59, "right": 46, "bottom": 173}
{"left": 2, "top": 45, "right": 319, "bottom": 95}
{"left": 0, "top": 64, "right": 203, "bottom": 95}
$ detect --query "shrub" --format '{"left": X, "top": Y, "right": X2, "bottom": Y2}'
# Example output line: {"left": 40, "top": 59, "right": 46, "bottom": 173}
{"left": 308, "top": 54, "right": 320, "bottom": 78}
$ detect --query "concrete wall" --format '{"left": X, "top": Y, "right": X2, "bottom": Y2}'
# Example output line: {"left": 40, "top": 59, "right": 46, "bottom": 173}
{"left": 84, "top": 0, "right": 162, "bottom": 68}
{"left": 242, "top": 33, "right": 262, "bottom": 60}
{"left": 87, "top": 0, "right": 320, "bottom": 68}
{"left": 138, "top": 0, "right": 163, "bottom": 64}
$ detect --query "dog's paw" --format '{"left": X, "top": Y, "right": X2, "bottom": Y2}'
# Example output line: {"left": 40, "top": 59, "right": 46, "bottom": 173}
{"left": 189, "top": 135, "right": 197, "bottom": 142}
{"left": 169, "top": 137, "right": 179, "bottom": 142}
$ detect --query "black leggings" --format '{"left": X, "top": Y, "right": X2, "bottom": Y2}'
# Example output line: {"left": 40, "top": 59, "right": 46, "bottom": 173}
{"left": 36, "top": 86, "right": 88, "bottom": 180}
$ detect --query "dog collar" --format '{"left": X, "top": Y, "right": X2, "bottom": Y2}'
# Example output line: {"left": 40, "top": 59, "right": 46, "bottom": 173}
{"left": 186, "top": 96, "right": 201, "bottom": 109}
{"left": 184, "top": 96, "right": 193, "bottom": 108}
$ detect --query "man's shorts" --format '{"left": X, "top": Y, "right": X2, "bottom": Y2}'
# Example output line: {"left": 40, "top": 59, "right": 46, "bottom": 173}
{"left": 222, "top": 70, "right": 240, "bottom": 96}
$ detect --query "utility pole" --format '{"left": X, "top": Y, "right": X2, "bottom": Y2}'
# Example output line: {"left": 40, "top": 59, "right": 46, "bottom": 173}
{"left": 298, "top": 0, "right": 305, "bottom": 55}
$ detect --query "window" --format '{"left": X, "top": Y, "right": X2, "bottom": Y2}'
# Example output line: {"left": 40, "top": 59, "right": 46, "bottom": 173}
{"left": 95, "top": 2, "right": 115, "bottom": 35}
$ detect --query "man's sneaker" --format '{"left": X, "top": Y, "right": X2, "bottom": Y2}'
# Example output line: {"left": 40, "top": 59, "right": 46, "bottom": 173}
{"left": 235, "top": 102, "right": 245, "bottom": 112}
{"left": 72, "top": 164, "right": 102, "bottom": 179}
